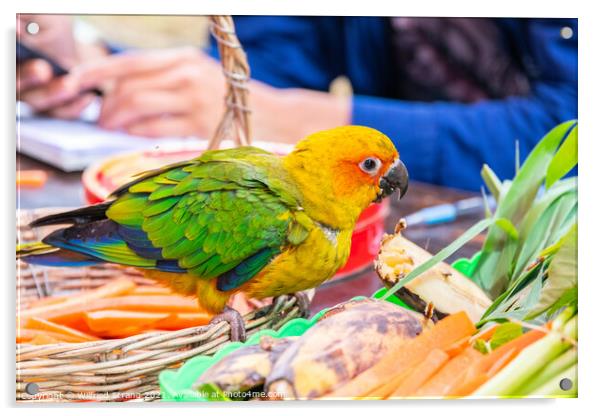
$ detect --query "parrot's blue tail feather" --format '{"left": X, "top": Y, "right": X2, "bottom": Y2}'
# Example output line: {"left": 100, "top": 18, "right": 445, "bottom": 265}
{"left": 16, "top": 242, "right": 103, "bottom": 267}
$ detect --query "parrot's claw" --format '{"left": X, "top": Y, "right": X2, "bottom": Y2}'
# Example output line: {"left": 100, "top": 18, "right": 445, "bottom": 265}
{"left": 292, "top": 291, "right": 311, "bottom": 318}
{"left": 210, "top": 306, "right": 246, "bottom": 342}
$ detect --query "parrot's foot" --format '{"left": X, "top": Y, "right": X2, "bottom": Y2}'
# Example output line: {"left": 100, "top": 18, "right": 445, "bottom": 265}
{"left": 210, "top": 306, "right": 246, "bottom": 342}
{"left": 291, "top": 291, "right": 311, "bottom": 318}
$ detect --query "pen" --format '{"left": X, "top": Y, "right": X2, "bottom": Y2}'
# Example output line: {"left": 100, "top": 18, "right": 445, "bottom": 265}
{"left": 405, "top": 195, "right": 497, "bottom": 227}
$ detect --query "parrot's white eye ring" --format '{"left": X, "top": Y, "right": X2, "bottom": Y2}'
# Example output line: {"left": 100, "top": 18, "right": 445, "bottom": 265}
{"left": 359, "top": 157, "right": 382, "bottom": 175}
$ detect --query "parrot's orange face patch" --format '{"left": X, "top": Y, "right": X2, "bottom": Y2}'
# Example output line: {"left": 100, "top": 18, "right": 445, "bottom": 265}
{"left": 284, "top": 125, "right": 405, "bottom": 228}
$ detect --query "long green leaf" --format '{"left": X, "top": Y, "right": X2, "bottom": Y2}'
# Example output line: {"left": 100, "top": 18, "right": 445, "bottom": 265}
{"left": 380, "top": 218, "right": 493, "bottom": 300}
{"left": 474, "top": 120, "right": 577, "bottom": 297}
{"left": 528, "top": 225, "right": 578, "bottom": 318}
{"left": 481, "top": 164, "right": 502, "bottom": 201}
{"left": 546, "top": 125, "right": 578, "bottom": 189}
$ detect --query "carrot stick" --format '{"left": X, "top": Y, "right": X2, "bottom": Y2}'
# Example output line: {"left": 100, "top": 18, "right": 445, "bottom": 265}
{"left": 323, "top": 311, "right": 476, "bottom": 399}
{"left": 446, "top": 372, "right": 489, "bottom": 397}
{"left": 131, "top": 286, "right": 173, "bottom": 296}
{"left": 471, "top": 327, "right": 547, "bottom": 375}
{"left": 414, "top": 346, "right": 483, "bottom": 397}
{"left": 154, "top": 312, "right": 213, "bottom": 330}
{"left": 25, "top": 317, "right": 99, "bottom": 342}
{"left": 388, "top": 349, "right": 450, "bottom": 398}
{"left": 84, "top": 310, "right": 171, "bottom": 333}
{"left": 17, "top": 170, "right": 48, "bottom": 188}
{"left": 17, "top": 329, "right": 87, "bottom": 344}
{"left": 446, "top": 328, "right": 548, "bottom": 398}
{"left": 26, "top": 295, "right": 68, "bottom": 309}
{"left": 20, "top": 278, "right": 137, "bottom": 321}
{"left": 30, "top": 333, "right": 60, "bottom": 345}
{"left": 361, "top": 367, "right": 414, "bottom": 400}
{"left": 33, "top": 295, "right": 200, "bottom": 327}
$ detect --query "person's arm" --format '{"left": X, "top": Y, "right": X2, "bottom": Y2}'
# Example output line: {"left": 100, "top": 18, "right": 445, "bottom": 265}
{"left": 352, "top": 18, "right": 577, "bottom": 191}
{"left": 208, "top": 16, "right": 343, "bottom": 91}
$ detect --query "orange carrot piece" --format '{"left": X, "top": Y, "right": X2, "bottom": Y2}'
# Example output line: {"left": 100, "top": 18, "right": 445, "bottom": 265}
{"left": 486, "top": 347, "right": 518, "bottom": 378}
{"left": 446, "top": 328, "right": 548, "bottom": 398}
{"left": 361, "top": 367, "right": 414, "bottom": 400}
{"left": 388, "top": 349, "right": 450, "bottom": 398}
{"left": 30, "top": 333, "right": 60, "bottom": 345}
{"left": 84, "top": 310, "right": 171, "bottom": 333}
{"left": 446, "top": 372, "right": 489, "bottom": 397}
{"left": 21, "top": 278, "right": 137, "bottom": 321}
{"left": 131, "top": 286, "right": 173, "bottom": 296}
{"left": 25, "top": 317, "right": 99, "bottom": 342}
{"left": 35, "top": 295, "right": 200, "bottom": 327}
{"left": 17, "top": 329, "right": 87, "bottom": 344}
{"left": 472, "top": 327, "right": 547, "bottom": 375}
{"left": 154, "top": 312, "right": 213, "bottom": 330}
{"left": 323, "top": 312, "right": 476, "bottom": 399}
{"left": 26, "top": 295, "right": 68, "bottom": 309}
{"left": 17, "top": 170, "right": 48, "bottom": 188}
{"left": 414, "top": 346, "right": 483, "bottom": 397}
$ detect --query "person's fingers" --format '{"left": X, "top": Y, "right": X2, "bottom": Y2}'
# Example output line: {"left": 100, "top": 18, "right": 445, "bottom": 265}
{"left": 17, "top": 59, "right": 53, "bottom": 92}
{"left": 104, "top": 63, "right": 201, "bottom": 99}
{"left": 19, "top": 75, "right": 81, "bottom": 112}
{"left": 99, "top": 89, "right": 189, "bottom": 130}
{"left": 43, "top": 93, "right": 95, "bottom": 119}
{"left": 125, "top": 115, "right": 195, "bottom": 138}
{"left": 73, "top": 48, "right": 201, "bottom": 90}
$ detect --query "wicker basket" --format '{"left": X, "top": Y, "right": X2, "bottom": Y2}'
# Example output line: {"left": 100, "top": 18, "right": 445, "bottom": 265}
{"left": 16, "top": 17, "right": 308, "bottom": 402}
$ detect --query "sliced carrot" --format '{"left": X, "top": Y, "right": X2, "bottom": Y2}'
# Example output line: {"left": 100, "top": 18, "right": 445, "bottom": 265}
{"left": 446, "top": 372, "right": 489, "bottom": 397}
{"left": 485, "top": 347, "right": 518, "bottom": 378}
{"left": 388, "top": 349, "right": 450, "bottom": 398}
{"left": 17, "top": 329, "right": 87, "bottom": 344}
{"left": 414, "top": 346, "right": 483, "bottom": 397}
{"left": 25, "top": 317, "right": 99, "bottom": 342}
{"left": 35, "top": 295, "right": 200, "bottom": 327}
{"left": 446, "top": 328, "right": 548, "bottom": 398}
{"left": 26, "top": 295, "right": 68, "bottom": 309}
{"left": 30, "top": 333, "right": 60, "bottom": 345}
{"left": 21, "top": 278, "right": 137, "bottom": 321}
{"left": 361, "top": 367, "right": 413, "bottom": 400}
{"left": 444, "top": 336, "right": 471, "bottom": 357}
{"left": 132, "top": 286, "right": 173, "bottom": 296}
{"left": 323, "top": 311, "right": 476, "bottom": 399}
{"left": 17, "top": 170, "right": 48, "bottom": 188}
{"left": 84, "top": 310, "right": 171, "bottom": 333}
{"left": 154, "top": 312, "right": 213, "bottom": 330}
{"left": 471, "top": 327, "right": 547, "bottom": 375}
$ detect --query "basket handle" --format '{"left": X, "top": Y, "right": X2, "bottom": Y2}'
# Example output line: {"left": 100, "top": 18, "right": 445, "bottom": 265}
{"left": 207, "top": 16, "right": 251, "bottom": 150}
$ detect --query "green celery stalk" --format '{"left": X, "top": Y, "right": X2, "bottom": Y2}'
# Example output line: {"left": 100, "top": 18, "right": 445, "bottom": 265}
{"left": 514, "top": 347, "right": 577, "bottom": 395}
{"left": 530, "top": 364, "right": 577, "bottom": 398}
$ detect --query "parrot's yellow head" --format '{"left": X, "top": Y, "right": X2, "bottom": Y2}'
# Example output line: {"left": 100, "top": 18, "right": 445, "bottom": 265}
{"left": 283, "top": 126, "right": 409, "bottom": 229}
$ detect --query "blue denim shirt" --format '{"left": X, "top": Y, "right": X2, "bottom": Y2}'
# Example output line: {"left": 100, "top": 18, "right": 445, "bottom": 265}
{"left": 209, "top": 17, "right": 577, "bottom": 191}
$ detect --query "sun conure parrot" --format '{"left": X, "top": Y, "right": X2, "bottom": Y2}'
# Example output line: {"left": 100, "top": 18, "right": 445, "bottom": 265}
{"left": 17, "top": 126, "right": 408, "bottom": 340}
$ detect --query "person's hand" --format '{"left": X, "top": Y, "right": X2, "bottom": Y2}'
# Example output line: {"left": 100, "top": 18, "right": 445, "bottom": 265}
{"left": 75, "top": 48, "right": 227, "bottom": 138}
{"left": 76, "top": 47, "right": 351, "bottom": 142}
{"left": 17, "top": 15, "right": 97, "bottom": 118}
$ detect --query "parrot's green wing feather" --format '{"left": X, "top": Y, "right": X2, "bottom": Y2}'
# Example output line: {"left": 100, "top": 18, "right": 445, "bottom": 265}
{"left": 106, "top": 147, "right": 311, "bottom": 290}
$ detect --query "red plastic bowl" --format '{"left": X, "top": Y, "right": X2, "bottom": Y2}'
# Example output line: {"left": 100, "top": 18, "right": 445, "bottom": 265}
{"left": 82, "top": 141, "right": 389, "bottom": 279}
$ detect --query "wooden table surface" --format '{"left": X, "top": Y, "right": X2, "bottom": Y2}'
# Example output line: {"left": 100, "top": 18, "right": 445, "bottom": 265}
{"left": 17, "top": 153, "right": 486, "bottom": 314}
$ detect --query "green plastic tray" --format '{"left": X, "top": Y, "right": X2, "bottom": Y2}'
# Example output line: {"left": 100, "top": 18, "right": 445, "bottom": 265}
{"left": 159, "top": 252, "right": 481, "bottom": 401}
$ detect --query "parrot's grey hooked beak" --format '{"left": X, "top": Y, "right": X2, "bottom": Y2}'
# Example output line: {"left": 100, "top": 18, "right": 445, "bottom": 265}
{"left": 375, "top": 159, "right": 409, "bottom": 202}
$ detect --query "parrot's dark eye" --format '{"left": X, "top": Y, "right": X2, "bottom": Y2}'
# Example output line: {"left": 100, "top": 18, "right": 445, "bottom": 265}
{"left": 359, "top": 157, "right": 382, "bottom": 175}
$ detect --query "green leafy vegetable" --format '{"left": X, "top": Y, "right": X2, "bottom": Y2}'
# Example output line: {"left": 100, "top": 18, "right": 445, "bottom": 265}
{"left": 527, "top": 225, "right": 577, "bottom": 318}
{"left": 546, "top": 125, "right": 578, "bottom": 189}
{"left": 489, "top": 322, "right": 523, "bottom": 350}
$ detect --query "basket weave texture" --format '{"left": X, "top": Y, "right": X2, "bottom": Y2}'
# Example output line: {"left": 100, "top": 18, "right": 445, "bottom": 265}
{"left": 17, "top": 209, "right": 306, "bottom": 402}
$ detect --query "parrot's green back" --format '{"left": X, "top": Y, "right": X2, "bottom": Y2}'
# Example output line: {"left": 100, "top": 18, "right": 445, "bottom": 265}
{"left": 27, "top": 147, "right": 313, "bottom": 292}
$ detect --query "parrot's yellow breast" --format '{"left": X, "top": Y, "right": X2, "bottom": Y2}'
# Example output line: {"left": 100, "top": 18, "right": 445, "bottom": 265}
{"left": 239, "top": 224, "right": 353, "bottom": 299}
